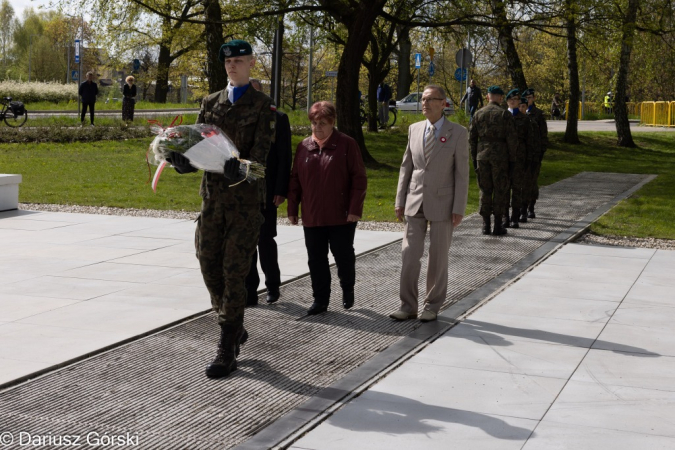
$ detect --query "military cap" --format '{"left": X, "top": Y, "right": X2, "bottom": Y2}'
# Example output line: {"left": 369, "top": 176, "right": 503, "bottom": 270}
{"left": 522, "top": 88, "right": 535, "bottom": 96}
{"left": 487, "top": 85, "right": 504, "bottom": 95}
{"left": 219, "top": 39, "right": 253, "bottom": 62}
{"left": 520, "top": 96, "right": 529, "bottom": 105}
{"left": 506, "top": 89, "right": 520, "bottom": 99}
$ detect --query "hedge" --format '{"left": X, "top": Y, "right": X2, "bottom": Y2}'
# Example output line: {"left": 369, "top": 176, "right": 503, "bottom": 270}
{"left": 0, "top": 81, "right": 78, "bottom": 103}
{"left": 0, "top": 126, "right": 153, "bottom": 144}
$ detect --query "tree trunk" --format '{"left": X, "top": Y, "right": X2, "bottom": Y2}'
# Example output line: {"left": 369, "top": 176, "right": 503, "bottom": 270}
{"left": 492, "top": 0, "right": 527, "bottom": 90}
{"left": 367, "top": 72, "right": 379, "bottom": 132}
{"left": 155, "top": 41, "right": 172, "bottom": 104}
{"left": 564, "top": 0, "right": 581, "bottom": 144}
{"left": 396, "top": 26, "right": 412, "bottom": 100}
{"left": 203, "top": 0, "right": 226, "bottom": 94}
{"left": 614, "top": 0, "right": 639, "bottom": 147}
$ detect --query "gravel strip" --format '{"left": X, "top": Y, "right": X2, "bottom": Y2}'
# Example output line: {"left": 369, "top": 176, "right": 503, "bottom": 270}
{"left": 576, "top": 231, "right": 675, "bottom": 250}
{"left": 18, "top": 203, "right": 405, "bottom": 232}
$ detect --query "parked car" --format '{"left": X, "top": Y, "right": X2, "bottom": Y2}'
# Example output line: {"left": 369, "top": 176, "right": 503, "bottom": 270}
{"left": 396, "top": 92, "right": 455, "bottom": 115}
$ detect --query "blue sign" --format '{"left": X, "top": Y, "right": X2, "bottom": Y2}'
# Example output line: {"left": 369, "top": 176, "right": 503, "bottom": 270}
{"left": 74, "top": 39, "right": 80, "bottom": 64}
{"left": 71, "top": 70, "right": 79, "bottom": 81}
{"left": 454, "top": 67, "right": 467, "bottom": 81}
{"left": 132, "top": 59, "right": 141, "bottom": 72}
{"left": 428, "top": 61, "right": 435, "bottom": 77}
{"left": 414, "top": 53, "right": 422, "bottom": 69}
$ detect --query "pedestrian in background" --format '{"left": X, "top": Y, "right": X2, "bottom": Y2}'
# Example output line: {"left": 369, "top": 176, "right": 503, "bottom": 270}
{"left": 391, "top": 85, "right": 469, "bottom": 323}
{"left": 79, "top": 71, "right": 98, "bottom": 126}
{"left": 377, "top": 81, "right": 392, "bottom": 129}
{"left": 460, "top": 79, "right": 484, "bottom": 120}
{"left": 469, "top": 85, "right": 518, "bottom": 236}
{"left": 245, "top": 78, "right": 292, "bottom": 307}
{"left": 122, "top": 76, "right": 137, "bottom": 122}
{"left": 551, "top": 93, "right": 562, "bottom": 120}
{"left": 287, "top": 101, "right": 367, "bottom": 316}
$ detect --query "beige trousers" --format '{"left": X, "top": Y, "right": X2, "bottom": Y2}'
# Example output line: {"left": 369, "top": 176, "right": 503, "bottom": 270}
{"left": 399, "top": 205, "right": 454, "bottom": 314}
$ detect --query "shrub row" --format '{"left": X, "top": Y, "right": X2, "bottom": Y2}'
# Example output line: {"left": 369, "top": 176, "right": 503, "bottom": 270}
{"left": 0, "top": 126, "right": 154, "bottom": 144}
{"left": 0, "top": 81, "right": 78, "bottom": 103}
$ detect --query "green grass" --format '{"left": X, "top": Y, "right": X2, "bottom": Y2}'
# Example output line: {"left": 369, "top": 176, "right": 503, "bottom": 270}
{"left": 17, "top": 114, "right": 200, "bottom": 128}
{"left": 25, "top": 100, "right": 199, "bottom": 111}
{"left": 0, "top": 131, "right": 673, "bottom": 239}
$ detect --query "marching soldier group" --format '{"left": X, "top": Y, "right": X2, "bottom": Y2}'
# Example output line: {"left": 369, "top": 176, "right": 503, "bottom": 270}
{"left": 469, "top": 85, "right": 548, "bottom": 236}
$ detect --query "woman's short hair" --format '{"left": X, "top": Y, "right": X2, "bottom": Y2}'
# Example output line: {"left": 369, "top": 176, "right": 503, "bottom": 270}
{"left": 86, "top": 71, "right": 93, "bottom": 77}
{"left": 126, "top": 75, "right": 135, "bottom": 83}
{"left": 308, "top": 101, "right": 337, "bottom": 123}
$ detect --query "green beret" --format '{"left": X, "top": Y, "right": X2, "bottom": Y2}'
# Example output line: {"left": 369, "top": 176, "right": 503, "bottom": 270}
{"left": 522, "top": 88, "right": 535, "bottom": 96}
{"left": 520, "top": 96, "right": 529, "bottom": 105}
{"left": 219, "top": 39, "right": 253, "bottom": 62}
{"left": 506, "top": 89, "right": 520, "bottom": 100}
{"left": 487, "top": 85, "right": 504, "bottom": 95}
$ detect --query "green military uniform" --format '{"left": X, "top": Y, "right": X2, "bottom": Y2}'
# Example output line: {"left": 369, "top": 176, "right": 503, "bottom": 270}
{"left": 469, "top": 86, "right": 518, "bottom": 235}
{"left": 505, "top": 93, "right": 537, "bottom": 228}
{"left": 523, "top": 88, "right": 548, "bottom": 218}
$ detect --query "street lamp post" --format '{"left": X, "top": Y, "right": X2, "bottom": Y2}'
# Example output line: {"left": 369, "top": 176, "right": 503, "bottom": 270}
{"left": 28, "top": 34, "right": 40, "bottom": 82}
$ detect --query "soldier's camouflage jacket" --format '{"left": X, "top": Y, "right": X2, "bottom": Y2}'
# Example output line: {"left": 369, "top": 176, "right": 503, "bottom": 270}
{"left": 527, "top": 104, "right": 548, "bottom": 157}
{"left": 197, "top": 86, "right": 276, "bottom": 205}
{"left": 469, "top": 101, "right": 518, "bottom": 162}
{"left": 514, "top": 112, "right": 537, "bottom": 162}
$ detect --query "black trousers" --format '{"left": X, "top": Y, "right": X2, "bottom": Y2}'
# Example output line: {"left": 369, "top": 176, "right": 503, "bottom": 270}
{"left": 303, "top": 222, "right": 357, "bottom": 305}
{"left": 245, "top": 207, "right": 281, "bottom": 299}
{"left": 81, "top": 102, "right": 95, "bottom": 124}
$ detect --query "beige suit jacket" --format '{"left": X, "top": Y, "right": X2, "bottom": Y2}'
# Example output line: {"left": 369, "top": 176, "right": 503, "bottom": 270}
{"left": 395, "top": 118, "right": 470, "bottom": 221}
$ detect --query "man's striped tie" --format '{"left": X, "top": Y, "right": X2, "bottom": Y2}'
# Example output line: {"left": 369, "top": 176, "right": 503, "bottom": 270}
{"left": 424, "top": 124, "right": 436, "bottom": 162}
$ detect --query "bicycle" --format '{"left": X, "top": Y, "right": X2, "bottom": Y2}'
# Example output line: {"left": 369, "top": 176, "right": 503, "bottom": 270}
{"left": 1, "top": 97, "right": 28, "bottom": 127}
{"left": 360, "top": 100, "right": 397, "bottom": 128}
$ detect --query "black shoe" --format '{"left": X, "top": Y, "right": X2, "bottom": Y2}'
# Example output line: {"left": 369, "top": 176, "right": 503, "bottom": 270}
{"left": 245, "top": 296, "right": 258, "bottom": 307}
{"left": 510, "top": 209, "right": 520, "bottom": 228}
{"left": 528, "top": 201, "right": 536, "bottom": 219}
{"left": 266, "top": 290, "right": 280, "bottom": 304}
{"left": 205, "top": 324, "right": 241, "bottom": 379}
{"left": 493, "top": 222, "right": 507, "bottom": 236}
{"left": 519, "top": 207, "right": 528, "bottom": 223}
{"left": 482, "top": 216, "right": 491, "bottom": 235}
{"left": 502, "top": 215, "right": 510, "bottom": 228}
{"left": 307, "top": 302, "right": 328, "bottom": 315}
{"left": 343, "top": 291, "right": 355, "bottom": 309}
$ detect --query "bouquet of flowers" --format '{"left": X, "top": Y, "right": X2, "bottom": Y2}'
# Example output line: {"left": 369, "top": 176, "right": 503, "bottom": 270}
{"left": 147, "top": 120, "right": 265, "bottom": 191}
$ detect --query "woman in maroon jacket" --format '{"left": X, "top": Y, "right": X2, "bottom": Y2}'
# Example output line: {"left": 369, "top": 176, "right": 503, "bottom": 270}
{"left": 287, "top": 101, "right": 367, "bottom": 315}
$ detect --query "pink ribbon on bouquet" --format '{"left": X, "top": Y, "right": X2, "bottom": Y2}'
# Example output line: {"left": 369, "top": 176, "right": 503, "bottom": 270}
{"left": 145, "top": 116, "right": 184, "bottom": 192}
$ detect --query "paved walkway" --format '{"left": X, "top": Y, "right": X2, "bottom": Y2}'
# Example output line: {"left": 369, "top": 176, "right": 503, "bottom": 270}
{"left": 291, "top": 243, "right": 675, "bottom": 450}
{"left": 546, "top": 119, "right": 675, "bottom": 133}
{"left": 0, "top": 210, "right": 399, "bottom": 386}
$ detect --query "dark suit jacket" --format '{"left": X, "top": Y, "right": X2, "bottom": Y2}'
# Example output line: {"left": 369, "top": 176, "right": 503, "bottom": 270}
{"left": 265, "top": 111, "right": 292, "bottom": 209}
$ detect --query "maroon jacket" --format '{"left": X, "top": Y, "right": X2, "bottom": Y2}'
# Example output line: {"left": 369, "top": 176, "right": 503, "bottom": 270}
{"left": 287, "top": 130, "right": 367, "bottom": 227}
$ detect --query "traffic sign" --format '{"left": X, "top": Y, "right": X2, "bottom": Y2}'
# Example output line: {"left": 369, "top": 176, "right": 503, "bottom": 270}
{"left": 132, "top": 59, "right": 141, "bottom": 72}
{"left": 71, "top": 70, "right": 79, "bottom": 81}
{"left": 454, "top": 68, "right": 467, "bottom": 81}
{"left": 455, "top": 48, "right": 472, "bottom": 68}
{"left": 75, "top": 39, "right": 80, "bottom": 64}
{"left": 414, "top": 53, "right": 422, "bottom": 69}
{"left": 428, "top": 61, "right": 435, "bottom": 77}
{"left": 325, "top": 70, "right": 338, "bottom": 77}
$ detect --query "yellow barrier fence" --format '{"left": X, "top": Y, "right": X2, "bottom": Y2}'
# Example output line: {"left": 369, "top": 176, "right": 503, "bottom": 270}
{"left": 564, "top": 100, "right": 674, "bottom": 126}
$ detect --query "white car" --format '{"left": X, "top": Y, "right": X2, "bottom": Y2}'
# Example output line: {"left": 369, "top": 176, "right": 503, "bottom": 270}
{"left": 396, "top": 92, "right": 455, "bottom": 115}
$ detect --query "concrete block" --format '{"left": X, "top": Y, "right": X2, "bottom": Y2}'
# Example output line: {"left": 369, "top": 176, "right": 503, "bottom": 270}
{"left": 0, "top": 174, "right": 21, "bottom": 212}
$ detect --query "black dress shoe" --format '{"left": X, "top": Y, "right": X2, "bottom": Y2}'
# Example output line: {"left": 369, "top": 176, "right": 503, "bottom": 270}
{"left": 307, "top": 302, "right": 328, "bottom": 315}
{"left": 245, "top": 296, "right": 258, "bottom": 307}
{"left": 266, "top": 290, "right": 280, "bottom": 304}
{"left": 343, "top": 291, "right": 355, "bottom": 309}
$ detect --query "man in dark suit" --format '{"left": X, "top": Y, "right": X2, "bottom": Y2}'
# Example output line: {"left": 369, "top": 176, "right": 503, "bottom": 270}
{"left": 245, "top": 78, "right": 292, "bottom": 306}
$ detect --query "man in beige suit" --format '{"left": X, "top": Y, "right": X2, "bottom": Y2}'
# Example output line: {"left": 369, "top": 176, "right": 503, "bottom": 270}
{"left": 391, "top": 85, "right": 470, "bottom": 322}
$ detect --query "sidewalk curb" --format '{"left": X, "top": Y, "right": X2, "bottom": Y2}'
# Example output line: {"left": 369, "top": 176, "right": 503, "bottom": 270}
{"left": 233, "top": 172, "right": 658, "bottom": 450}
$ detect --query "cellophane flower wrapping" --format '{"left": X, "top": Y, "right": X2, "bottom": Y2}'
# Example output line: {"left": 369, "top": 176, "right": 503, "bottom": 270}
{"left": 148, "top": 123, "right": 265, "bottom": 181}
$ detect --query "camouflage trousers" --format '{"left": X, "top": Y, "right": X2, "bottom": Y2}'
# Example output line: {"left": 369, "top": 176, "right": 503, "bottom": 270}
{"left": 195, "top": 199, "right": 263, "bottom": 326}
{"left": 509, "top": 160, "right": 529, "bottom": 211}
{"left": 477, "top": 159, "right": 510, "bottom": 218}
{"left": 524, "top": 160, "right": 542, "bottom": 203}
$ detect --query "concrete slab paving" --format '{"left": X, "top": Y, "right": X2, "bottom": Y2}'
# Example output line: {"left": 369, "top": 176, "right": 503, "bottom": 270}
{"left": 292, "top": 246, "right": 675, "bottom": 449}
{"left": 0, "top": 209, "right": 400, "bottom": 386}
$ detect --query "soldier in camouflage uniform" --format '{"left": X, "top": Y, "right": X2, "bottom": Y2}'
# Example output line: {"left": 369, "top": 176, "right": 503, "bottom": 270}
{"left": 168, "top": 40, "right": 276, "bottom": 379}
{"left": 503, "top": 89, "right": 537, "bottom": 229}
{"left": 469, "top": 85, "right": 518, "bottom": 236}
{"left": 523, "top": 88, "right": 548, "bottom": 220}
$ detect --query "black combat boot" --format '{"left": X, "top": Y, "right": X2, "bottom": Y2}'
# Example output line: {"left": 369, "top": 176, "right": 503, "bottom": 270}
{"left": 266, "top": 289, "right": 280, "bottom": 304}
{"left": 502, "top": 214, "right": 510, "bottom": 228}
{"left": 519, "top": 206, "right": 528, "bottom": 223}
{"left": 528, "top": 200, "right": 536, "bottom": 219}
{"left": 510, "top": 208, "right": 520, "bottom": 228}
{"left": 493, "top": 217, "right": 507, "bottom": 236}
{"left": 482, "top": 216, "right": 491, "bottom": 235}
{"left": 205, "top": 324, "right": 243, "bottom": 379}
{"left": 343, "top": 290, "right": 355, "bottom": 309}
